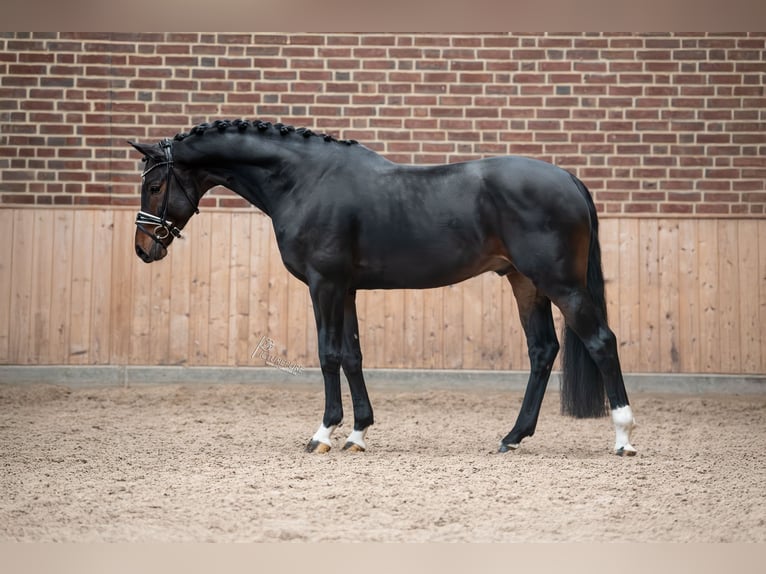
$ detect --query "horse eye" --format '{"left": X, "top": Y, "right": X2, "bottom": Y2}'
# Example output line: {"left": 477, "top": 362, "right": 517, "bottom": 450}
{"left": 149, "top": 185, "right": 161, "bottom": 194}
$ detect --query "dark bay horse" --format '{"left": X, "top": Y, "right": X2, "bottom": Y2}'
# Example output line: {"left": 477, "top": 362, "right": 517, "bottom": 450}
{"left": 129, "top": 119, "right": 636, "bottom": 456}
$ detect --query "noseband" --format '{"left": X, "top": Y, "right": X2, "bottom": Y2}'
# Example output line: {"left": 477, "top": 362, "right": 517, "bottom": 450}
{"left": 135, "top": 139, "right": 199, "bottom": 245}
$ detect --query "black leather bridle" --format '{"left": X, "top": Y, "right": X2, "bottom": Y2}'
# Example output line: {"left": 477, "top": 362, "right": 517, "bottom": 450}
{"left": 135, "top": 139, "right": 199, "bottom": 245}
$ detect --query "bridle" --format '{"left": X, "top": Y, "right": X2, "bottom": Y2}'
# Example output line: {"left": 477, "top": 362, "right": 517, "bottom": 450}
{"left": 135, "top": 138, "right": 199, "bottom": 245}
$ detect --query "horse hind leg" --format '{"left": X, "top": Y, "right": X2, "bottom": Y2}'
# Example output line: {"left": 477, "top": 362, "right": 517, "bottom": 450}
{"left": 553, "top": 286, "right": 637, "bottom": 456}
{"left": 499, "top": 272, "right": 560, "bottom": 452}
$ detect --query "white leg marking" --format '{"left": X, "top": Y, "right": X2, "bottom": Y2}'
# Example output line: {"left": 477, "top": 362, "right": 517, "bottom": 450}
{"left": 311, "top": 424, "right": 337, "bottom": 447}
{"left": 612, "top": 405, "right": 637, "bottom": 456}
{"left": 345, "top": 428, "right": 368, "bottom": 450}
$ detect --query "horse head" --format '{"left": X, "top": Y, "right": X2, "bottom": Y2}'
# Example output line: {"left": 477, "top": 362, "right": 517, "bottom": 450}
{"left": 129, "top": 139, "right": 200, "bottom": 263}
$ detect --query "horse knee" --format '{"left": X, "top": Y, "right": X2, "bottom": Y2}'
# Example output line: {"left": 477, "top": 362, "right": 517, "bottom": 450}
{"left": 320, "top": 352, "right": 343, "bottom": 375}
{"left": 341, "top": 352, "right": 363, "bottom": 376}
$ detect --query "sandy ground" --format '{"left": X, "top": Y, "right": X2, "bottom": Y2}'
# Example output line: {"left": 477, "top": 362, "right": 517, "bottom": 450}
{"left": 1, "top": 382, "right": 764, "bottom": 542}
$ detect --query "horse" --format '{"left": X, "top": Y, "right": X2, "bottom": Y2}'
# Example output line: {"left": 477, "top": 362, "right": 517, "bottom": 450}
{"left": 129, "top": 119, "right": 636, "bottom": 456}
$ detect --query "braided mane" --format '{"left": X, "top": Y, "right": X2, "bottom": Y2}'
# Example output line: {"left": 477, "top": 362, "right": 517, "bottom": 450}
{"left": 172, "top": 119, "right": 358, "bottom": 146}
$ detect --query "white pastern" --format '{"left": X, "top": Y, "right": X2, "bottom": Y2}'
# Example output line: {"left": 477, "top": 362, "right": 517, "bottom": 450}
{"left": 611, "top": 405, "right": 637, "bottom": 455}
{"left": 311, "top": 424, "right": 337, "bottom": 447}
{"left": 345, "top": 428, "right": 368, "bottom": 450}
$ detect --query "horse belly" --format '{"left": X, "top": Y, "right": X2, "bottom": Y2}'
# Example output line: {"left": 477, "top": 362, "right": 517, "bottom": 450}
{"left": 352, "top": 231, "right": 507, "bottom": 290}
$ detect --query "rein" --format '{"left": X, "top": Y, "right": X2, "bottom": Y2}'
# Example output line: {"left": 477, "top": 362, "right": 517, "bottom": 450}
{"left": 135, "top": 139, "right": 199, "bottom": 245}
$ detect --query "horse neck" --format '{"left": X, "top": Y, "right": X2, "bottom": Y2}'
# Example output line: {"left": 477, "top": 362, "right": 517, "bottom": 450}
{"left": 177, "top": 132, "right": 310, "bottom": 218}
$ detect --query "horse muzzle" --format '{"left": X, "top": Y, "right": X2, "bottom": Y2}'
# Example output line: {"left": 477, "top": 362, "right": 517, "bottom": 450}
{"left": 135, "top": 237, "right": 168, "bottom": 263}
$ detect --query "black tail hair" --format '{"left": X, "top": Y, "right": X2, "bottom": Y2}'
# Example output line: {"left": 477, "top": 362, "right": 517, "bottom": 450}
{"left": 560, "top": 175, "right": 609, "bottom": 418}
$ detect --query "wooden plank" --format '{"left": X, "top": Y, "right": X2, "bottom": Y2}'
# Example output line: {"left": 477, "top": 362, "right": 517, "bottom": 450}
{"left": 421, "top": 287, "right": 443, "bottom": 369}
{"left": 402, "top": 288, "right": 424, "bottom": 368}
{"left": 228, "top": 212, "right": 253, "bottom": 366}
{"left": 737, "top": 220, "right": 760, "bottom": 373}
{"left": 760, "top": 220, "right": 766, "bottom": 374}
{"left": 502, "top": 275, "right": 525, "bottom": 371}
{"left": 497, "top": 276, "right": 511, "bottom": 370}
{"left": 8, "top": 210, "right": 34, "bottom": 364}
{"left": 208, "top": 212, "right": 232, "bottom": 365}
{"left": 109, "top": 210, "right": 135, "bottom": 365}
{"left": 168, "top": 214, "right": 192, "bottom": 365}
{"left": 717, "top": 220, "right": 740, "bottom": 372}
{"left": 304, "top": 284, "right": 318, "bottom": 369}
{"left": 248, "top": 213, "right": 272, "bottom": 366}
{"left": 267, "top": 225, "right": 288, "bottom": 360}
{"left": 600, "top": 219, "right": 621, "bottom": 375}
{"left": 550, "top": 305, "right": 564, "bottom": 373}
{"left": 89, "top": 210, "right": 114, "bottom": 364}
{"left": 600, "top": 219, "right": 620, "bottom": 344}
{"left": 130, "top": 214, "right": 154, "bottom": 365}
{"left": 69, "top": 210, "right": 95, "bottom": 364}
{"left": 188, "top": 212, "right": 212, "bottom": 365}
{"left": 383, "top": 290, "right": 405, "bottom": 367}
{"left": 147, "top": 237, "right": 173, "bottom": 367}
{"left": 462, "top": 275, "right": 484, "bottom": 369}
{"left": 758, "top": 219, "right": 766, "bottom": 373}
{"left": 677, "top": 220, "right": 701, "bottom": 372}
{"left": 28, "top": 210, "right": 54, "bottom": 364}
{"left": 362, "top": 290, "right": 386, "bottom": 368}
{"left": 638, "top": 219, "right": 660, "bottom": 372}
{"left": 48, "top": 211, "right": 75, "bottom": 364}
{"left": 697, "top": 219, "right": 720, "bottom": 372}
{"left": 286, "top": 275, "right": 308, "bottom": 366}
{"left": 481, "top": 272, "right": 504, "bottom": 369}
{"left": 658, "top": 219, "right": 680, "bottom": 372}
{"left": 0, "top": 210, "right": 14, "bottom": 363}
{"left": 354, "top": 287, "right": 368, "bottom": 369}
{"left": 618, "top": 219, "right": 641, "bottom": 372}
{"left": 442, "top": 283, "right": 463, "bottom": 369}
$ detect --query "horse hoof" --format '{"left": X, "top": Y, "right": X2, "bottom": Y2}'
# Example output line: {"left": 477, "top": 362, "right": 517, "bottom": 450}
{"left": 615, "top": 445, "right": 637, "bottom": 457}
{"left": 498, "top": 442, "right": 519, "bottom": 453}
{"left": 306, "top": 440, "right": 331, "bottom": 453}
{"left": 342, "top": 441, "right": 365, "bottom": 452}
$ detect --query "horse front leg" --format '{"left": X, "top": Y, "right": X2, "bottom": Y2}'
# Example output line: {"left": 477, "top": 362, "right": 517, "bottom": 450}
{"left": 340, "top": 290, "right": 374, "bottom": 452}
{"left": 306, "top": 277, "right": 347, "bottom": 453}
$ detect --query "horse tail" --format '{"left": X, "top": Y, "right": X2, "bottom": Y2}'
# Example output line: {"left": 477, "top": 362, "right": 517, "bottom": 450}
{"left": 560, "top": 175, "right": 609, "bottom": 418}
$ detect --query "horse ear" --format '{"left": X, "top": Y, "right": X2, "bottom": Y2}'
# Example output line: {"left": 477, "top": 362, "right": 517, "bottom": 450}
{"left": 128, "top": 140, "right": 164, "bottom": 161}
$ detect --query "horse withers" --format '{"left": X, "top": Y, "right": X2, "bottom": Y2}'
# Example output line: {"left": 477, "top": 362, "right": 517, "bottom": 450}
{"left": 129, "top": 119, "right": 636, "bottom": 456}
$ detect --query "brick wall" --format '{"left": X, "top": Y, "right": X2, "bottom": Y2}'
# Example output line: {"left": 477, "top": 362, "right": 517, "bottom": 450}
{"left": 1, "top": 32, "right": 764, "bottom": 215}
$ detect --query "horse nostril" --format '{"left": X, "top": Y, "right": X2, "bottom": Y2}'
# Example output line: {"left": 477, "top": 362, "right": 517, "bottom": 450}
{"left": 135, "top": 244, "right": 153, "bottom": 263}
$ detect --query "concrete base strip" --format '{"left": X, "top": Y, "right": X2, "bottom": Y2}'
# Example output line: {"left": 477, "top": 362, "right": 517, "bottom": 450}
{"left": 0, "top": 365, "right": 764, "bottom": 394}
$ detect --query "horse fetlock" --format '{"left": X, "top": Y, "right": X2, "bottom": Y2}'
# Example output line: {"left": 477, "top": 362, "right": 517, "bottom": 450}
{"left": 307, "top": 423, "right": 337, "bottom": 453}
{"left": 611, "top": 405, "right": 637, "bottom": 456}
{"left": 342, "top": 428, "right": 368, "bottom": 452}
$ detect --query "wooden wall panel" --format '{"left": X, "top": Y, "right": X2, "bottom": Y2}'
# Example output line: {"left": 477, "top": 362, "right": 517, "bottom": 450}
{"left": 29, "top": 210, "right": 54, "bottom": 364}
{"left": 89, "top": 210, "right": 114, "bottom": 364}
{"left": 658, "top": 220, "right": 680, "bottom": 373}
{"left": 739, "top": 220, "right": 761, "bottom": 373}
{"left": 9, "top": 210, "right": 34, "bottom": 364}
{"left": 698, "top": 219, "right": 721, "bottom": 372}
{"left": 168, "top": 215, "right": 192, "bottom": 365}
{"left": 0, "top": 208, "right": 764, "bottom": 376}
{"left": 678, "top": 221, "right": 701, "bottom": 372}
{"left": 0, "top": 210, "right": 14, "bottom": 363}
{"left": 109, "top": 210, "right": 133, "bottom": 364}
{"left": 718, "top": 221, "right": 740, "bottom": 372}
